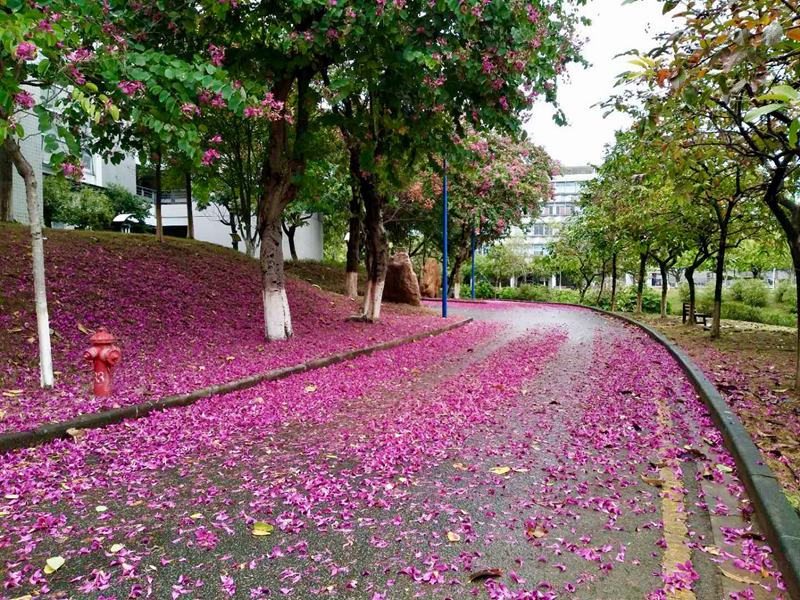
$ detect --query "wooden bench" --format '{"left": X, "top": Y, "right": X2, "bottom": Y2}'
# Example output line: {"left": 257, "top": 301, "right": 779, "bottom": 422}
{"left": 682, "top": 302, "right": 709, "bottom": 327}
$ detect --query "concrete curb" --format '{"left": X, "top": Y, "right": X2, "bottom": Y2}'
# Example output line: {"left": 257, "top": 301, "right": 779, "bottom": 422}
{"left": 496, "top": 298, "right": 800, "bottom": 599}
{"left": 598, "top": 309, "right": 800, "bottom": 600}
{"left": 0, "top": 318, "right": 473, "bottom": 453}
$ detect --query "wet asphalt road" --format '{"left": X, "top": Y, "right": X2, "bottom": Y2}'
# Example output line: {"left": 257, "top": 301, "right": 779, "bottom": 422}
{"left": 0, "top": 302, "right": 783, "bottom": 599}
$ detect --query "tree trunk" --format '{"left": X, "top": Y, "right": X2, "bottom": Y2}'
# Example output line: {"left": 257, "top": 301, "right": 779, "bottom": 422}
{"left": 286, "top": 224, "right": 298, "bottom": 261}
{"left": 610, "top": 252, "right": 618, "bottom": 311}
{"left": 345, "top": 147, "right": 362, "bottom": 299}
{"left": 795, "top": 265, "right": 800, "bottom": 391}
{"left": 658, "top": 261, "right": 668, "bottom": 318}
{"left": 685, "top": 266, "right": 697, "bottom": 327}
{"left": 185, "top": 171, "right": 194, "bottom": 240}
{"left": 256, "top": 76, "right": 305, "bottom": 341}
{"left": 596, "top": 260, "right": 607, "bottom": 305}
{"left": 711, "top": 224, "right": 728, "bottom": 339}
{"left": 0, "top": 147, "right": 12, "bottom": 221}
{"left": 4, "top": 139, "right": 53, "bottom": 387}
{"left": 259, "top": 216, "right": 292, "bottom": 340}
{"left": 244, "top": 238, "right": 256, "bottom": 258}
{"left": 636, "top": 251, "right": 647, "bottom": 314}
{"left": 360, "top": 173, "right": 388, "bottom": 322}
{"left": 155, "top": 153, "right": 164, "bottom": 242}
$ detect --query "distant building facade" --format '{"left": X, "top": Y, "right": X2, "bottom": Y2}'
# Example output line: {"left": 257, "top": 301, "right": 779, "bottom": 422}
{"left": 1, "top": 89, "right": 322, "bottom": 261}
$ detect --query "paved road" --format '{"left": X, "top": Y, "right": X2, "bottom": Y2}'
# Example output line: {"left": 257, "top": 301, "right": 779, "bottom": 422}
{"left": 0, "top": 303, "right": 785, "bottom": 599}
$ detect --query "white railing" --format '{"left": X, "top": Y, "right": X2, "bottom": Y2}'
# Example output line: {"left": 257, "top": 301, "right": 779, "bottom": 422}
{"left": 136, "top": 185, "right": 187, "bottom": 204}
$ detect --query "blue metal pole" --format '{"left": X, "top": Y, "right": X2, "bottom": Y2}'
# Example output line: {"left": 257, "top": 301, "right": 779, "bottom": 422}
{"left": 470, "top": 227, "right": 476, "bottom": 299}
{"left": 442, "top": 157, "right": 448, "bottom": 318}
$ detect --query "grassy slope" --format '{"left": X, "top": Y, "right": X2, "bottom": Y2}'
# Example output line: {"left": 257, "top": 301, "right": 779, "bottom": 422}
{"left": 0, "top": 223, "right": 441, "bottom": 431}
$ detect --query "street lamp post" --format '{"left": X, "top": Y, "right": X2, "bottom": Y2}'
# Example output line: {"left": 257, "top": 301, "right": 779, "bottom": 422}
{"left": 442, "top": 157, "right": 448, "bottom": 318}
{"left": 470, "top": 226, "right": 476, "bottom": 300}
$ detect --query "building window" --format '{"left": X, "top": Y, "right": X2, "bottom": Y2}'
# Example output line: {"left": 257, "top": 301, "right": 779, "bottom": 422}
{"left": 532, "top": 223, "right": 551, "bottom": 236}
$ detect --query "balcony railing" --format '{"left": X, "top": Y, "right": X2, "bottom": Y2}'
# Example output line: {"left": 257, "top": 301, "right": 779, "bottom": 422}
{"left": 136, "top": 186, "right": 187, "bottom": 205}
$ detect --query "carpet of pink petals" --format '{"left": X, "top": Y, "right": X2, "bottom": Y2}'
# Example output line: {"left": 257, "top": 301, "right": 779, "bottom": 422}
{"left": 0, "top": 318, "right": 525, "bottom": 597}
{"left": 0, "top": 226, "right": 460, "bottom": 433}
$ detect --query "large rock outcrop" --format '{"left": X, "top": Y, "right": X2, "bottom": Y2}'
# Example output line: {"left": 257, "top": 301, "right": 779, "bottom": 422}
{"left": 383, "top": 252, "right": 421, "bottom": 306}
{"left": 420, "top": 257, "right": 440, "bottom": 298}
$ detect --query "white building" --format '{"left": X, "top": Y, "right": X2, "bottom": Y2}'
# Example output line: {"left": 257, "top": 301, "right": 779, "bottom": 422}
{"left": 135, "top": 187, "right": 323, "bottom": 261}
{"left": 0, "top": 106, "right": 138, "bottom": 222}
{"left": 1, "top": 96, "right": 323, "bottom": 261}
{"left": 523, "top": 165, "right": 595, "bottom": 257}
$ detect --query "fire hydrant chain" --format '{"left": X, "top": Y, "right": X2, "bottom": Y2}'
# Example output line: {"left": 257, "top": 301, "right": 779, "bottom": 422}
{"left": 83, "top": 326, "right": 122, "bottom": 397}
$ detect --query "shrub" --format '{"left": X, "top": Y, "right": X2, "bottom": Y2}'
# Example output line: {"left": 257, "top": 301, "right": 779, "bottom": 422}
{"left": 474, "top": 281, "right": 495, "bottom": 299}
{"left": 677, "top": 281, "right": 691, "bottom": 303}
{"left": 550, "top": 288, "right": 582, "bottom": 304}
{"left": 496, "top": 286, "right": 521, "bottom": 300}
{"left": 775, "top": 280, "right": 797, "bottom": 311}
{"left": 614, "top": 286, "right": 660, "bottom": 313}
{"left": 730, "top": 278, "right": 768, "bottom": 307}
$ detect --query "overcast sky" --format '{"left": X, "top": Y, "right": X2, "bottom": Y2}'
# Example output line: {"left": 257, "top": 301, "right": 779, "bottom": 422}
{"left": 523, "top": 0, "right": 676, "bottom": 168}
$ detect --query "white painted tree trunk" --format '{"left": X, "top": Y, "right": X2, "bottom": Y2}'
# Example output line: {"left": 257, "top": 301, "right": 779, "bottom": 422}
{"left": 4, "top": 139, "right": 54, "bottom": 387}
{"left": 263, "top": 287, "right": 293, "bottom": 340}
{"left": 345, "top": 271, "right": 358, "bottom": 299}
{"left": 260, "top": 217, "right": 293, "bottom": 340}
{"left": 361, "top": 279, "right": 385, "bottom": 322}
{"left": 453, "top": 281, "right": 461, "bottom": 299}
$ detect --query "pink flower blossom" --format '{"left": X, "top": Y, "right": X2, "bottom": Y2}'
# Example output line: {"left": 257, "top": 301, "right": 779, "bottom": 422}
{"left": 14, "top": 42, "right": 37, "bottom": 61}
{"left": 201, "top": 148, "right": 221, "bottom": 166}
{"left": 67, "top": 48, "right": 94, "bottom": 62}
{"left": 13, "top": 91, "right": 35, "bottom": 110}
{"left": 61, "top": 162, "right": 84, "bottom": 180}
{"left": 181, "top": 103, "right": 200, "bottom": 118}
{"left": 210, "top": 134, "right": 223, "bottom": 144}
{"left": 118, "top": 80, "right": 145, "bottom": 96}
{"left": 208, "top": 44, "right": 225, "bottom": 67}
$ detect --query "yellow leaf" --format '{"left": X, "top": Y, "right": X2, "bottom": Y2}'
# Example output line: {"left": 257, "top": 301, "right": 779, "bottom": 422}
{"left": 95, "top": 505, "right": 108, "bottom": 513}
{"left": 452, "top": 462, "right": 469, "bottom": 471}
{"left": 77, "top": 323, "right": 91, "bottom": 335}
{"left": 716, "top": 464, "right": 734, "bottom": 473}
{"left": 446, "top": 531, "right": 461, "bottom": 542}
{"left": 190, "top": 513, "right": 204, "bottom": 520}
{"left": 719, "top": 568, "right": 760, "bottom": 585}
{"left": 252, "top": 522, "right": 274, "bottom": 537}
{"left": 4, "top": 494, "right": 19, "bottom": 499}
{"left": 109, "top": 543, "right": 124, "bottom": 554}
{"left": 304, "top": 385, "right": 317, "bottom": 393}
{"left": 44, "top": 556, "right": 65, "bottom": 574}
{"left": 527, "top": 526, "right": 548, "bottom": 539}
{"left": 787, "top": 27, "right": 800, "bottom": 42}
{"left": 489, "top": 466, "right": 511, "bottom": 475}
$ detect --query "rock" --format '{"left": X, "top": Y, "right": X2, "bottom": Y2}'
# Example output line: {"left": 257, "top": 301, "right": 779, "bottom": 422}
{"left": 383, "top": 252, "right": 421, "bottom": 306}
{"left": 420, "top": 258, "right": 441, "bottom": 298}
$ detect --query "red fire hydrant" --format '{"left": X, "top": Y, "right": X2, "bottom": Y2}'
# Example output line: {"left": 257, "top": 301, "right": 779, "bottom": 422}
{"left": 83, "top": 327, "right": 122, "bottom": 396}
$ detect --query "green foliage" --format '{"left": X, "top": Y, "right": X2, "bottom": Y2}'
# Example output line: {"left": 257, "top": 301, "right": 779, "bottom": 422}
{"left": 474, "top": 281, "right": 495, "bottom": 299}
{"left": 613, "top": 286, "right": 661, "bottom": 314}
{"left": 730, "top": 279, "right": 769, "bottom": 307}
{"left": 103, "top": 184, "right": 150, "bottom": 223}
{"left": 678, "top": 281, "right": 691, "bottom": 303}
{"left": 43, "top": 176, "right": 144, "bottom": 231}
{"left": 774, "top": 280, "right": 797, "bottom": 311}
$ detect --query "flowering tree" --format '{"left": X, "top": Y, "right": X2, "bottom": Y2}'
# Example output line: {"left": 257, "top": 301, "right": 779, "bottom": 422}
{"left": 0, "top": 0, "right": 238, "bottom": 387}
{"left": 326, "top": 0, "right": 582, "bottom": 320}
{"left": 392, "top": 131, "right": 555, "bottom": 297}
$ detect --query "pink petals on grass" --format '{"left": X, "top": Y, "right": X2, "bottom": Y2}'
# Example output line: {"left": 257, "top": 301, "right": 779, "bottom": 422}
{"left": 0, "top": 227, "right": 463, "bottom": 432}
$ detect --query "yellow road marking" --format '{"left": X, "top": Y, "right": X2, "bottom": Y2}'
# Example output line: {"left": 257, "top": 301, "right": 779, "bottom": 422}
{"left": 657, "top": 402, "right": 697, "bottom": 600}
